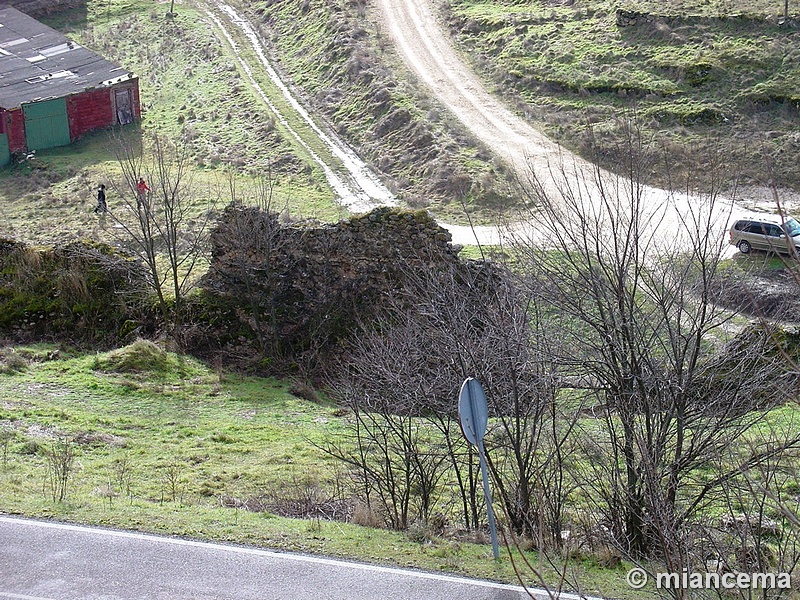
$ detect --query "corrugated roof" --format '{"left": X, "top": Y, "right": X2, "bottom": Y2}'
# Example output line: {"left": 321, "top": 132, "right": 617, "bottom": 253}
{"left": 0, "top": 7, "right": 136, "bottom": 109}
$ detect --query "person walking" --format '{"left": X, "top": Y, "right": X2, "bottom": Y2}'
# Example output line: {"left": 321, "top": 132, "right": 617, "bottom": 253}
{"left": 94, "top": 184, "right": 107, "bottom": 213}
{"left": 136, "top": 177, "right": 150, "bottom": 199}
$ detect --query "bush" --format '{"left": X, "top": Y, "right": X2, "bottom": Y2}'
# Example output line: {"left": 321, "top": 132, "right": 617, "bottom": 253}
{"left": 0, "top": 239, "right": 150, "bottom": 345}
{"left": 96, "top": 339, "right": 172, "bottom": 374}
{"left": 0, "top": 349, "right": 29, "bottom": 374}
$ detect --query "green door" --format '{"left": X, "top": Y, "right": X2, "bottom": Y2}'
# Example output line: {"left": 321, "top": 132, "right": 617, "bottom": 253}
{"left": 0, "top": 133, "right": 9, "bottom": 166}
{"left": 22, "top": 98, "right": 70, "bottom": 151}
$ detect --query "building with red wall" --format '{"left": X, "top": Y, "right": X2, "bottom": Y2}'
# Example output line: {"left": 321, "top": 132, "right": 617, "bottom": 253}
{"left": 0, "top": 6, "right": 140, "bottom": 165}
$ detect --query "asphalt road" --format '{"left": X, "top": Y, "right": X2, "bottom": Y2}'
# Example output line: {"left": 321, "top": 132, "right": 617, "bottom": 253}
{"left": 0, "top": 515, "right": 548, "bottom": 600}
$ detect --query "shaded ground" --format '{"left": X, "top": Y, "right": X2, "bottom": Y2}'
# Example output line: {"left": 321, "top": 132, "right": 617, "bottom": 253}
{"left": 718, "top": 259, "right": 800, "bottom": 320}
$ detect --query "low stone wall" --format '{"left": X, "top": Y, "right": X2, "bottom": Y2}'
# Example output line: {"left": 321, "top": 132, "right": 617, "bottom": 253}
{"left": 615, "top": 8, "right": 772, "bottom": 27}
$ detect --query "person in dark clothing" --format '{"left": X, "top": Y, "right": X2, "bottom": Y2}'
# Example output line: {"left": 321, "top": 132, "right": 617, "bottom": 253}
{"left": 94, "top": 184, "right": 107, "bottom": 213}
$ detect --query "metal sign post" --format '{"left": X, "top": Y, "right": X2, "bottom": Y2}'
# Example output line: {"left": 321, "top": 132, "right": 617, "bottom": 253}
{"left": 458, "top": 377, "right": 500, "bottom": 560}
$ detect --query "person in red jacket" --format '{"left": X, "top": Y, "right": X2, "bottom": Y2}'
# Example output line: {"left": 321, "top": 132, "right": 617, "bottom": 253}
{"left": 136, "top": 177, "right": 150, "bottom": 203}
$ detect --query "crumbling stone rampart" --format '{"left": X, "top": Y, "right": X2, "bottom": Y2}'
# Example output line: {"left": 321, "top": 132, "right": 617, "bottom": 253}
{"left": 200, "top": 206, "right": 464, "bottom": 357}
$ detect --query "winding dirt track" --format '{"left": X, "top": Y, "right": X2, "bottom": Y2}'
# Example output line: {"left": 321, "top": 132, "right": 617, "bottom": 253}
{"left": 376, "top": 0, "right": 760, "bottom": 251}
{"left": 205, "top": 0, "right": 747, "bottom": 245}
{"left": 376, "top": 0, "right": 585, "bottom": 188}
{"left": 201, "top": 0, "right": 515, "bottom": 244}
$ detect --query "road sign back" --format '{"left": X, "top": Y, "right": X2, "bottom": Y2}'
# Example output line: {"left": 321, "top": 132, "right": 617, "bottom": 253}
{"left": 458, "top": 377, "right": 488, "bottom": 447}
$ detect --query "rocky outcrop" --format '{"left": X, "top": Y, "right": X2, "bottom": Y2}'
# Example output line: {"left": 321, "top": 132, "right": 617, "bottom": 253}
{"left": 199, "top": 205, "right": 466, "bottom": 363}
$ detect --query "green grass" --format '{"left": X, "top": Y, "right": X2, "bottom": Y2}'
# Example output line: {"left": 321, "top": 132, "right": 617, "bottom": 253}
{"left": 444, "top": 0, "right": 800, "bottom": 194}
{"left": 0, "top": 341, "right": 642, "bottom": 598}
{"left": 71, "top": 4, "right": 307, "bottom": 172}
{"left": 0, "top": 0, "right": 349, "bottom": 246}
{"left": 0, "top": 343, "right": 336, "bottom": 496}
{"left": 3, "top": 338, "right": 800, "bottom": 598}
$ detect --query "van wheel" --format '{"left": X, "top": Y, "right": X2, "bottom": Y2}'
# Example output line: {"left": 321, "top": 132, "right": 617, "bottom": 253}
{"left": 738, "top": 240, "right": 752, "bottom": 254}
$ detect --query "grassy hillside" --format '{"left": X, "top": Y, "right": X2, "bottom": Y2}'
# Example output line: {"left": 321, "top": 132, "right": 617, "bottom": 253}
{"left": 441, "top": 0, "right": 800, "bottom": 196}
{"left": 0, "top": 0, "right": 347, "bottom": 246}
{"left": 1, "top": 3, "right": 798, "bottom": 596}
{"left": 2, "top": 338, "right": 799, "bottom": 598}
{"left": 6, "top": 0, "right": 797, "bottom": 243}
{"left": 249, "top": 0, "right": 515, "bottom": 220}
{"left": 0, "top": 341, "right": 633, "bottom": 598}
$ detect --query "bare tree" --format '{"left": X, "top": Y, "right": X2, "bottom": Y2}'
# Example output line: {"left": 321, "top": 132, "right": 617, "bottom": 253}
{"left": 512, "top": 124, "right": 800, "bottom": 563}
{"left": 44, "top": 436, "right": 76, "bottom": 503}
{"left": 108, "top": 133, "right": 215, "bottom": 346}
{"left": 324, "top": 316, "right": 459, "bottom": 531}
{"left": 406, "top": 261, "right": 576, "bottom": 544}
{"left": 325, "top": 257, "right": 578, "bottom": 546}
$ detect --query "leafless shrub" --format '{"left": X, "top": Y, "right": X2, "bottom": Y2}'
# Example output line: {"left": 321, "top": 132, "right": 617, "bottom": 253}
{"left": 323, "top": 257, "right": 579, "bottom": 547}
{"left": 106, "top": 132, "right": 216, "bottom": 347}
{"left": 261, "top": 475, "right": 353, "bottom": 521}
{"left": 94, "top": 483, "right": 119, "bottom": 508}
{"left": 288, "top": 380, "right": 322, "bottom": 403}
{"left": 220, "top": 494, "right": 268, "bottom": 513}
{"left": 351, "top": 500, "right": 383, "bottom": 528}
{"left": 160, "top": 459, "right": 186, "bottom": 504}
{"left": 506, "top": 119, "right": 800, "bottom": 600}
{"left": 0, "top": 423, "right": 14, "bottom": 468}
{"left": 112, "top": 453, "right": 135, "bottom": 502}
{"left": 44, "top": 436, "right": 76, "bottom": 502}
{"left": 0, "top": 350, "right": 28, "bottom": 374}
{"left": 324, "top": 396, "right": 451, "bottom": 531}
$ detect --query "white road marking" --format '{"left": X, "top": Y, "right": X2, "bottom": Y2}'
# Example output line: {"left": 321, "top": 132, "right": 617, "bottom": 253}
{"left": 0, "top": 515, "right": 598, "bottom": 599}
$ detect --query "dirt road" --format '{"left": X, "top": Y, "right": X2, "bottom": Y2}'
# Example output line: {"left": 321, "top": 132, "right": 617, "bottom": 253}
{"left": 375, "top": 0, "right": 587, "bottom": 191}
{"left": 375, "top": 0, "right": 799, "bottom": 216}
{"left": 206, "top": 0, "right": 750, "bottom": 246}
{"left": 375, "top": 0, "right": 757, "bottom": 249}
{"left": 204, "top": 0, "right": 396, "bottom": 213}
